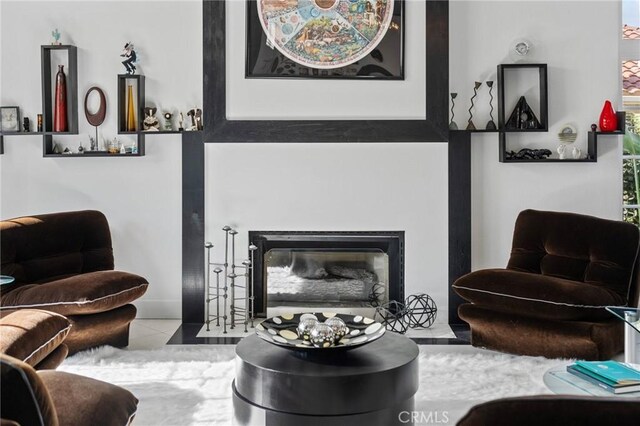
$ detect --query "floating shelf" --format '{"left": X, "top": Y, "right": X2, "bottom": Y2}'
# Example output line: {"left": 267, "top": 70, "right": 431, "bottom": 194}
{"left": 41, "top": 45, "right": 78, "bottom": 134}
{"left": 43, "top": 152, "right": 143, "bottom": 158}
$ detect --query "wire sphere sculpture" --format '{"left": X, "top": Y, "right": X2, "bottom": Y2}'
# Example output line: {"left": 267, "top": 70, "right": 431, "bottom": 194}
{"left": 405, "top": 293, "right": 437, "bottom": 329}
{"left": 375, "top": 300, "right": 409, "bottom": 334}
{"left": 368, "top": 282, "right": 386, "bottom": 307}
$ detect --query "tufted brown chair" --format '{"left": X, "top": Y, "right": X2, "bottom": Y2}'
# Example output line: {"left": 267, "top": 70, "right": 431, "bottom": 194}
{"left": 453, "top": 209, "right": 640, "bottom": 360}
{"left": 1, "top": 210, "right": 148, "bottom": 354}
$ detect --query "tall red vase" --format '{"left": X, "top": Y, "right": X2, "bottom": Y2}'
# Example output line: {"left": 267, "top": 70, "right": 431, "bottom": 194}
{"left": 53, "top": 65, "right": 67, "bottom": 132}
{"left": 599, "top": 100, "right": 617, "bottom": 132}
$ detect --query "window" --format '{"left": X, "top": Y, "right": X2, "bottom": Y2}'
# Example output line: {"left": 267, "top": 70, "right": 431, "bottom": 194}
{"left": 622, "top": 0, "right": 640, "bottom": 226}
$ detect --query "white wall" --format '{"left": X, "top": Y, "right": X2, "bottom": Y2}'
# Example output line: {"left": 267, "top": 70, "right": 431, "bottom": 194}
{"left": 0, "top": 0, "right": 203, "bottom": 318}
{"left": 1, "top": 1, "right": 625, "bottom": 320}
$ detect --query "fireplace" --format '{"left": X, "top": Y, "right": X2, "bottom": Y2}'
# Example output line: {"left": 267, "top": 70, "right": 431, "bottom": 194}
{"left": 248, "top": 231, "right": 404, "bottom": 317}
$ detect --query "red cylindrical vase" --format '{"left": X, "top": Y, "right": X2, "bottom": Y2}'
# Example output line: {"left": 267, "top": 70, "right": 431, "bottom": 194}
{"left": 53, "top": 65, "right": 68, "bottom": 132}
{"left": 599, "top": 100, "right": 617, "bottom": 132}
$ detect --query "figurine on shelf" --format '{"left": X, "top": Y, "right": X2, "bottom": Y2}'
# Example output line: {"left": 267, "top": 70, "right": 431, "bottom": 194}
{"left": 51, "top": 29, "right": 61, "bottom": 45}
{"left": 78, "top": 142, "right": 84, "bottom": 153}
{"left": 572, "top": 147, "right": 582, "bottom": 159}
{"left": 466, "top": 82, "right": 481, "bottom": 131}
{"left": 449, "top": 93, "right": 458, "bottom": 130}
{"left": 89, "top": 135, "right": 96, "bottom": 151}
{"left": 591, "top": 123, "right": 598, "bottom": 132}
{"left": 37, "top": 114, "right": 43, "bottom": 132}
{"left": 163, "top": 112, "right": 173, "bottom": 131}
{"left": 178, "top": 112, "right": 184, "bottom": 131}
{"left": 485, "top": 81, "right": 496, "bottom": 130}
{"left": 506, "top": 148, "right": 552, "bottom": 160}
{"left": 187, "top": 109, "right": 198, "bottom": 131}
{"left": 120, "top": 42, "right": 137, "bottom": 75}
{"left": 557, "top": 144, "right": 567, "bottom": 160}
{"left": 143, "top": 107, "right": 160, "bottom": 131}
{"left": 195, "top": 109, "right": 203, "bottom": 131}
{"left": 63, "top": 147, "right": 72, "bottom": 155}
{"left": 23, "top": 117, "right": 30, "bottom": 132}
{"left": 52, "top": 142, "right": 61, "bottom": 154}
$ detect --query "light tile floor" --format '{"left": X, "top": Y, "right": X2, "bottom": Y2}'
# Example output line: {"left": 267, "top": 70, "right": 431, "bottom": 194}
{"left": 128, "top": 319, "right": 182, "bottom": 350}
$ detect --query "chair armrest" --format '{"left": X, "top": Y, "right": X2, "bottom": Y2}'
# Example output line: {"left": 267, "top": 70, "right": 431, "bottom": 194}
{"left": 0, "top": 354, "right": 58, "bottom": 426}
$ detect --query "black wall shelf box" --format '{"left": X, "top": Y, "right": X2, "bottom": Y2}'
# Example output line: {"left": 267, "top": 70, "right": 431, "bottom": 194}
{"left": 497, "top": 63, "right": 548, "bottom": 131}
{"left": 41, "top": 45, "right": 79, "bottom": 134}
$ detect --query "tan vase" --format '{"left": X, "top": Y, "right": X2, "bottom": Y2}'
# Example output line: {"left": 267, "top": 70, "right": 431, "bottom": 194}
{"left": 126, "top": 85, "right": 136, "bottom": 131}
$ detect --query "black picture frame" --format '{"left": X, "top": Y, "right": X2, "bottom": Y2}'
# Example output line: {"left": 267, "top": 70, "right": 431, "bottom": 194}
{"left": 203, "top": 0, "right": 449, "bottom": 143}
{"left": 0, "top": 106, "right": 21, "bottom": 133}
{"left": 245, "top": 0, "right": 405, "bottom": 80}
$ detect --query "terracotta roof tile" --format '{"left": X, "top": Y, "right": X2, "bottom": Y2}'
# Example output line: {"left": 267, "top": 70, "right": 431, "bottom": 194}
{"left": 623, "top": 60, "right": 640, "bottom": 95}
{"left": 624, "top": 25, "right": 640, "bottom": 39}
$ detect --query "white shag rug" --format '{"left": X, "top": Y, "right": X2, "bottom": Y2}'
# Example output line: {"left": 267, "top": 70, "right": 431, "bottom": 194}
{"left": 59, "top": 345, "right": 562, "bottom": 426}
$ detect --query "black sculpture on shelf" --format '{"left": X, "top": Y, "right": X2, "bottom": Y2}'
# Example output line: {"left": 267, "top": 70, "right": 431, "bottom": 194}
{"left": 368, "top": 282, "right": 385, "bottom": 307}
{"left": 505, "top": 148, "right": 552, "bottom": 160}
{"left": 405, "top": 293, "right": 437, "bottom": 329}
{"left": 23, "top": 117, "right": 30, "bottom": 132}
{"left": 466, "top": 81, "right": 482, "bottom": 131}
{"left": 449, "top": 92, "right": 458, "bottom": 130}
{"left": 485, "top": 81, "right": 496, "bottom": 130}
{"left": 591, "top": 123, "right": 598, "bottom": 132}
{"left": 120, "top": 42, "right": 137, "bottom": 75}
{"left": 506, "top": 96, "right": 542, "bottom": 130}
{"left": 375, "top": 300, "right": 409, "bottom": 334}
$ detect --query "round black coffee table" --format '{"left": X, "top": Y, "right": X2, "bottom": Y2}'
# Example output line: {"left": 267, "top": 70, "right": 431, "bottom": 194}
{"left": 233, "top": 332, "right": 419, "bottom": 426}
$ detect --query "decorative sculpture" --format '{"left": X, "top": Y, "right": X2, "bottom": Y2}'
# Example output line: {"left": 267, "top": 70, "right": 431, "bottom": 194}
{"left": 485, "top": 81, "right": 496, "bottom": 130}
{"left": 163, "top": 112, "right": 173, "bottom": 131}
{"left": 120, "top": 42, "right": 137, "bottom": 75}
{"left": 126, "top": 85, "right": 136, "bottom": 131}
{"left": 37, "top": 114, "right": 43, "bottom": 132}
{"left": 204, "top": 226, "right": 256, "bottom": 334}
{"left": 178, "top": 112, "right": 185, "bottom": 131}
{"left": 375, "top": 300, "right": 409, "bottom": 334}
{"left": 466, "top": 82, "right": 481, "bottom": 131}
{"left": 143, "top": 107, "right": 160, "bottom": 131}
{"left": 51, "top": 29, "right": 61, "bottom": 45}
{"left": 23, "top": 117, "right": 30, "bottom": 132}
{"left": 449, "top": 93, "right": 458, "bottom": 130}
{"left": 505, "top": 96, "right": 541, "bottom": 130}
{"left": 405, "top": 294, "right": 437, "bottom": 329}
{"left": 599, "top": 100, "right": 618, "bottom": 132}
{"left": 505, "top": 148, "right": 552, "bottom": 160}
{"left": 84, "top": 87, "right": 107, "bottom": 146}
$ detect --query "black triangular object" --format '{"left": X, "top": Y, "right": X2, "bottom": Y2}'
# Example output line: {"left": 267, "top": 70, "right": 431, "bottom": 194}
{"left": 506, "top": 96, "right": 542, "bottom": 130}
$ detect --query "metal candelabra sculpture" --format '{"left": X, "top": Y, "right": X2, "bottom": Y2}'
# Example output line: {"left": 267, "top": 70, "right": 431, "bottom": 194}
{"left": 466, "top": 81, "right": 482, "bottom": 131}
{"left": 205, "top": 226, "right": 258, "bottom": 334}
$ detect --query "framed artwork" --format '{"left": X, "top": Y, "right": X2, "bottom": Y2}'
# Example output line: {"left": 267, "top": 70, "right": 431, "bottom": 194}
{"left": 0, "top": 106, "right": 20, "bottom": 132}
{"left": 203, "top": 0, "right": 449, "bottom": 143}
{"left": 246, "top": 0, "right": 405, "bottom": 80}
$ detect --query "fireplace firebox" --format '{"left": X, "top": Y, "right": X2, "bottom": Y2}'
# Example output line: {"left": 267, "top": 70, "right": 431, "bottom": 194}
{"left": 248, "top": 231, "right": 404, "bottom": 318}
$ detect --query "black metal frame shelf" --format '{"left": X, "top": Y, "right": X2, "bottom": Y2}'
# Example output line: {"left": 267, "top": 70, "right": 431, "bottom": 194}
{"left": 41, "top": 45, "right": 79, "bottom": 135}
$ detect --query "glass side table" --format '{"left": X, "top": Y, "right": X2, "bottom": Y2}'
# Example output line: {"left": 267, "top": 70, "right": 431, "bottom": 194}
{"left": 0, "top": 275, "right": 15, "bottom": 286}
{"left": 606, "top": 306, "right": 640, "bottom": 364}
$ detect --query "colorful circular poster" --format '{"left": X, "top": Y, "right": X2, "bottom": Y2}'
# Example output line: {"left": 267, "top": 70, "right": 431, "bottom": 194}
{"left": 257, "top": 0, "right": 395, "bottom": 69}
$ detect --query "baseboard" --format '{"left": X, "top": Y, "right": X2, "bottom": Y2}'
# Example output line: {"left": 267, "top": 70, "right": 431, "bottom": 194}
{"left": 133, "top": 299, "right": 181, "bottom": 319}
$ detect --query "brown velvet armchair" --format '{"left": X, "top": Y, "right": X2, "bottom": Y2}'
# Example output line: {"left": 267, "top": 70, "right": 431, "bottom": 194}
{"left": 454, "top": 209, "right": 640, "bottom": 360}
{"left": 0, "top": 210, "right": 148, "bottom": 354}
{"left": 1, "top": 353, "right": 138, "bottom": 426}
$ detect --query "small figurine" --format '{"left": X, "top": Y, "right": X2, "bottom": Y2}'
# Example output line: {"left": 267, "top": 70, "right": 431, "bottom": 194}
{"left": 51, "top": 29, "right": 61, "bottom": 45}
{"left": 120, "top": 143, "right": 126, "bottom": 154}
{"left": 143, "top": 107, "right": 160, "bottom": 131}
{"left": 120, "top": 42, "right": 137, "bottom": 75}
{"left": 485, "top": 81, "right": 496, "bottom": 130}
{"left": 178, "top": 112, "right": 184, "bottom": 131}
{"left": 78, "top": 142, "right": 84, "bottom": 153}
{"left": 195, "top": 109, "right": 203, "bottom": 131}
{"left": 506, "top": 148, "right": 552, "bottom": 160}
{"left": 572, "top": 147, "right": 582, "bottom": 159}
{"left": 449, "top": 93, "right": 458, "bottom": 130}
{"left": 466, "top": 81, "right": 482, "bottom": 131}
{"left": 23, "top": 117, "right": 30, "bottom": 132}
{"left": 63, "top": 147, "right": 72, "bottom": 154}
{"left": 591, "top": 123, "right": 598, "bottom": 132}
{"left": 187, "top": 109, "right": 197, "bottom": 131}
{"left": 52, "top": 142, "right": 61, "bottom": 154}
{"left": 37, "top": 114, "right": 43, "bottom": 132}
{"left": 89, "top": 135, "right": 96, "bottom": 151}
{"left": 163, "top": 112, "right": 173, "bottom": 131}
{"left": 557, "top": 144, "right": 567, "bottom": 160}
{"left": 132, "top": 142, "right": 138, "bottom": 155}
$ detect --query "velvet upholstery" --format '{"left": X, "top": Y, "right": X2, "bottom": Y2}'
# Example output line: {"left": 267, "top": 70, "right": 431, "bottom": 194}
{"left": 0, "top": 210, "right": 148, "bottom": 354}
{"left": 1, "top": 353, "right": 138, "bottom": 426}
{"left": 0, "top": 309, "right": 70, "bottom": 370}
{"left": 0, "top": 354, "right": 58, "bottom": 426}
{"left": 457, "top": 395, "right": 640, "bottom": 426}
{"left": 454, "top": 210, "right": 640, "bottom": 360}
